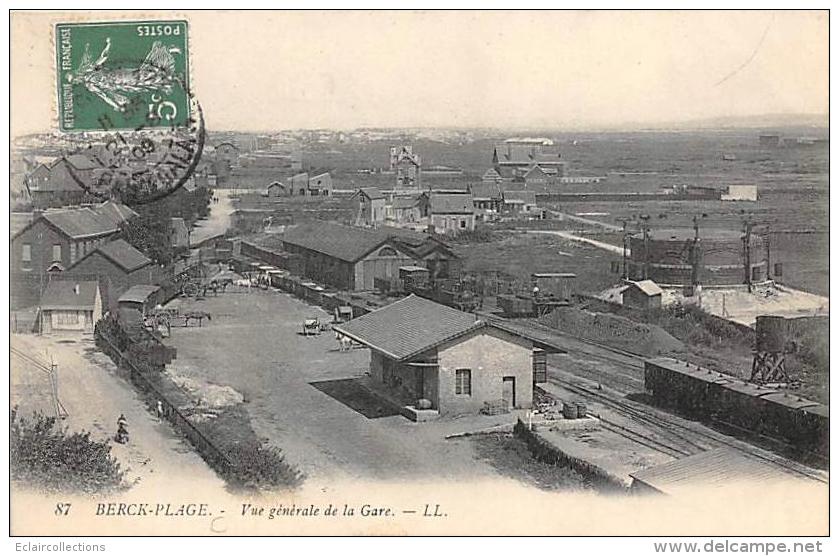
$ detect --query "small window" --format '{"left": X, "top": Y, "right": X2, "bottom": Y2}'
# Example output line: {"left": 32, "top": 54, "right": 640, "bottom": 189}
{"left": 460, "top": 220, "right": 467, "bottom": 229}
{"left": 52, "top": 244, "right": 62, "bottom": 262}
{"left": 455, "top": 369, "right": 471, "bottom": 395}
{"left": 70, "top": 243, "right": 77, "bottom": 263}
{"left": 21, "top": 244, "right": 31, "bottom": 262}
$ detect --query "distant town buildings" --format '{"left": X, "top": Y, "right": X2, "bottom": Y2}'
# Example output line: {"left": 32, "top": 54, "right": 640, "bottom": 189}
{"left": 352, "top": 187, "right": 387, "bottom": 227}
{"left": 429, "top": 192, "right": 475, "bottom": 234}
{"left": 390, "top": 145, "right": 422, "bottom": 188}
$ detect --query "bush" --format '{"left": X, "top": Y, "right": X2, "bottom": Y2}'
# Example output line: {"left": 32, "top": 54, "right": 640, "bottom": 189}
{"left": 10, "top": 408, "right": 125, "bottom": 494}
{"left": 226, "top": 444, "right": 304, "bottom": 491}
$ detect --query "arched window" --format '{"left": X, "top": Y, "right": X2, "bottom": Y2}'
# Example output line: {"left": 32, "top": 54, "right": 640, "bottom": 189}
{"left": 378, "top": 246, "right": 398, "bottom": 257}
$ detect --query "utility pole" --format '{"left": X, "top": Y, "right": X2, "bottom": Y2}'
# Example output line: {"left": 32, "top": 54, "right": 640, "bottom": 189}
{"left": 765, "top": 224, "right": 771, "bottom": 281}
{"left": 618, "top": 218, "right": 629, "bottom": 280}
{"left": 691, "top": 215, "right": 701, "bottom": 287}
{"left": 640, "top": 214, "right": 651, "bottom": 280}
{"left": 743, "top": 217, "right": 753, "bottom": 293}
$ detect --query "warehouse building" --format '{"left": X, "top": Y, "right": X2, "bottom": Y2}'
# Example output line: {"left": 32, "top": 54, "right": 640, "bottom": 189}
{"left": 334, "top": 295, "right": 535, "bottom": 418}
{"left": 281, "top": 222, "right": 460, "bottom": 291}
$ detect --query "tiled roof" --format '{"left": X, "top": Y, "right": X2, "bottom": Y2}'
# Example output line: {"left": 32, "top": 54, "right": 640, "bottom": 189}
{"left": 40, "top": 280, "right": 99, "bottom": 310}
{"left": 283, "top": 221, "right": 395, "bottom": 263}
{"left": 629, "top": 448, "right": 806, "bottom": 495}
{"left": 40, "top": 207, "right": 119, "bottom": 239}
{"left": 10, "top": 212, "right": 33, "bottom": 238}
{"left": 502, "top": 190, "right": 537, "bottom": 204}
{"left": 391, "top": 195, "right": 424, "bottom": 209}
{"left": 93, "top": 239, "right": 152, "bottom": 272}
{"left": 91, "top": 201, "right": 138, "bottom": 227}
{"left": 62, "top": 154, "right": 101, "bottom": 171}
{"left": 334, "top": 295, "right": 483, "bottom": 361}
{"left": 470, "top": 183, "right": 502, "bottom": 201}
{"left": 356, "top": 187, "right": 384, "bottom": 200}
{"left": 430, "top": 193, "right": 474, "bottom": 214}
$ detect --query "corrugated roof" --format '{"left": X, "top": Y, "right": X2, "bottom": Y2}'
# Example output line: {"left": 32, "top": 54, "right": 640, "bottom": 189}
{"left": 334, "top": 295, "right": 483, "bottom": 361}
{"left": 94, "top": 239, "right": 152, "bottom": 272}
{"left": 91, "top": 201, "right": 139, "bottom": 227}
{"left": 41, "top": 207, "right": 119, "bottom": 239}
{"left": 430, "top": 193, "right": 474, "bottom": 214}
{"left": 40, "top": 280, "right": 99, "bottom": 310}
{"left": 118, "top": 284, "right": 162, "bottom": 304}
{"left": 630, "top": 448, "right": 806, "bottom": 495}
{"left": 629, "top": 279, "right": 663, "bottom": 296}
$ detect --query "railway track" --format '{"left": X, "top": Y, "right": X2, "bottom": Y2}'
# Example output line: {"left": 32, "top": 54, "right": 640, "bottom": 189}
{"left": 547, "top": 375, "right": 829, "bottom": 485}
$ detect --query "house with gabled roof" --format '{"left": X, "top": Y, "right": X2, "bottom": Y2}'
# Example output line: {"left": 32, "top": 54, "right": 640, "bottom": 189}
{"left": 334, "top": 295, "right": 535, "bottom": 418}
{"left": 351, "top": 187, "right": 387, "bottom": 227}
{"left": 38, "top": 280, "right": 103, "bottom": 334}
{"left": 11, "top": 206, "right": 120, "bottom": 308}
{"left": 429, "top": 192, "right": 475, "bottom": 234}
{"left": 64, "top": 238, "right": 159, "bottom": 310}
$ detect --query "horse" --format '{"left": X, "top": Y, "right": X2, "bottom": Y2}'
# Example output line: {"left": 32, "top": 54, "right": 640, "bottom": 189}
{"left": 335, "top": 331, "right": 353, "bottom": 352}
{"left": 183, "top": 311, "right": 212, "bottom": 327}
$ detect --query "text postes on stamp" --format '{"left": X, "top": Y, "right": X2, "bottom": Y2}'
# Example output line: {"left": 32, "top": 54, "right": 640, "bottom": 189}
{"left": 55, "top": 20, "right": 190, "bottom": 132}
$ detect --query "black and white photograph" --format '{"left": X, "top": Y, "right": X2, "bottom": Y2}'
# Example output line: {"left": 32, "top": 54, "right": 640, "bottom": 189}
{"left": 6, "top": 7, "right": 831, "bottom": 543}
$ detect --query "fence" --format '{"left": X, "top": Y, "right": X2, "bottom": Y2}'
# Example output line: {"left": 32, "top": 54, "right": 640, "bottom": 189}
{"left": 95, "top": 325, "right": 235, "bottom": 477}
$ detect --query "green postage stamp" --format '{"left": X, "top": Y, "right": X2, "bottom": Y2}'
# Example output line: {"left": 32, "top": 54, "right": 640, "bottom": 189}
{"left": 55, "top": 20, "right": 190, "bottom": 131}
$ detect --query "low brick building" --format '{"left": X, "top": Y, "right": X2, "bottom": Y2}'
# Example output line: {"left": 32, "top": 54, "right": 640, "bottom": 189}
{"left": 335, "top": 295, "right": 535, "bottom": 417}
{"left": 64, "top": 238, "right": 160, "bottom": 311}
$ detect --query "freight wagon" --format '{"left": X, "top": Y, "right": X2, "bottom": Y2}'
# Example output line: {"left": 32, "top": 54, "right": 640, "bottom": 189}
{"left": 645, "top": 357, "right": 828, "bottom": 460}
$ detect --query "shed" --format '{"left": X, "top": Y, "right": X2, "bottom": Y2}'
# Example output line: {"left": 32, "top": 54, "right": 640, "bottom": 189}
{"left": 623, "top": 280, "right": 663, "bottom": 311}
{"left": 629, "top": 448, "right": 807, "bottom": 495}
{"left": 39, "top": 280, "right": 102, "bottom": 334}
{"left": 118, "top": 284, "right": 163, "bottom": 321}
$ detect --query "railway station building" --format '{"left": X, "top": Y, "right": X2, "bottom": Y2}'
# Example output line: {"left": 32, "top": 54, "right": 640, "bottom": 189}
{"left": 334, "top": 295, "right": 535, "bottom": 418}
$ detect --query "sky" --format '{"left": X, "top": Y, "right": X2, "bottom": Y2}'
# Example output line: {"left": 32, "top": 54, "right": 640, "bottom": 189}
{"left": 10, "top": 10, "right": 828, "bottom": 135}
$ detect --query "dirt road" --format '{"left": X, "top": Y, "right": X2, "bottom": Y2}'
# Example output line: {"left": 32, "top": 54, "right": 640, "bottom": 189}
{"left": 163, "top": 288, "right": 514, "bottom": 485}
{"left": 11, "top": 334, "right": 223, "bottom": 495}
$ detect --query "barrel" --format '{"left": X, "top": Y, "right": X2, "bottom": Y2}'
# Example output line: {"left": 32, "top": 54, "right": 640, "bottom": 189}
{"left": 755, "top": 315, "right": 788, "bottom": 353}
{"left": 562, "top": 402, "right": 578, "bottom": 419}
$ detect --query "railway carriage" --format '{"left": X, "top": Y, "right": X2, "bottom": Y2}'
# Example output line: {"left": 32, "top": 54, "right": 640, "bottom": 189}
{"left": 644, "top": 357, "right": 828, "bottom": 459}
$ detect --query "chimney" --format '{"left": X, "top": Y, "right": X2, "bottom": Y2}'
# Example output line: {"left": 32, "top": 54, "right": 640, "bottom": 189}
{"left": 74, "top": 283, "right": 80, "bottom": 295}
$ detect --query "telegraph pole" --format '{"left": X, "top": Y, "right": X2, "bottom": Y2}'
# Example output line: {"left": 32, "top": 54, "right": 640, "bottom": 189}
{"left": 691, "top": 215, "right": 701, "bottom": 287}
{"left": 640, "top": 214, "right": 651, "bottom": 280}
{"left": 743, "top": 217, "right": 753, "bottom": 293}
{"left": 618, "top": 218, "right": 629, "bottom": 280}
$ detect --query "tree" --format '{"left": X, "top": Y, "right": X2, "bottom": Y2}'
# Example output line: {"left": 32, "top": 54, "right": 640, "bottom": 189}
{"left": 120, "top": 210, "right": 176, "bottom": 266}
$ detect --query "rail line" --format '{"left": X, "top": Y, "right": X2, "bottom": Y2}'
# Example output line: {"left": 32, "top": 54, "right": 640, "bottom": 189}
{"left": 547, "top": 375, "right": 828, "bottom": 485}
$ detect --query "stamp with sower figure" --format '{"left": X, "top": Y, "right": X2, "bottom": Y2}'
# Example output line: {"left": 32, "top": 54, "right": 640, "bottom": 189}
{"left": 54, "top": 19, "right": 203, "bottom": 205}
{"left": 56, "top": 20, "right": 190, "bottom": 132}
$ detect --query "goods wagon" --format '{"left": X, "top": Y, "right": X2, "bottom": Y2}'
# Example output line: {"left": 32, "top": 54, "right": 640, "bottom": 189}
{"left": 645, "top": 358, "right": 828, "bottom": 459}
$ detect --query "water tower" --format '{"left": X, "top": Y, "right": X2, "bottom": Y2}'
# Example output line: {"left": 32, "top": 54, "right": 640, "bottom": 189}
{"left": 750, "top": 315, "right": 791, "bottom": 385}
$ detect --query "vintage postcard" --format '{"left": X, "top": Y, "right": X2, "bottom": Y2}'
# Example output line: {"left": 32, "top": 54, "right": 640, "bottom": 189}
{"left": 7, "top": 9, "right": 830, "bottom": 540}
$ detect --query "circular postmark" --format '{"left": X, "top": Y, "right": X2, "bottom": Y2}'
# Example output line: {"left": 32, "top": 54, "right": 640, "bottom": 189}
{"left": 64, "top": 94, "right": 205, "bottom": 206}
{"left": 57, "top": 26, "right": 204, "bottom": 206}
